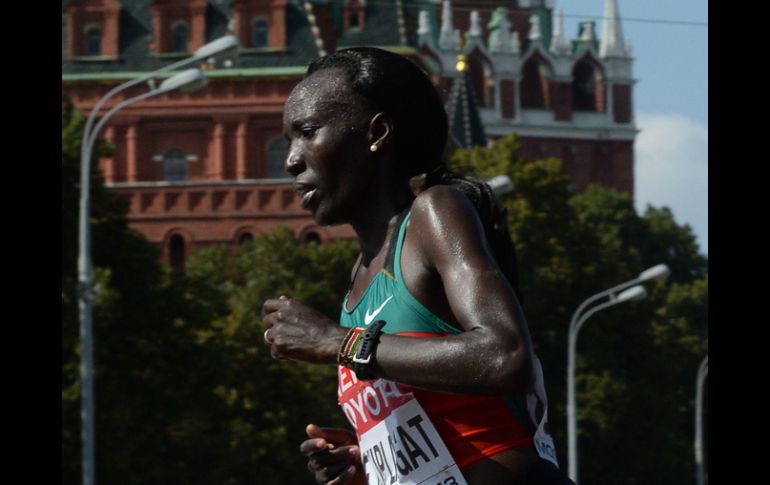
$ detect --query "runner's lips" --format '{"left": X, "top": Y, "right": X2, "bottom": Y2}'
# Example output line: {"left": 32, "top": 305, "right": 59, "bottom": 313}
{"left": 294, "top": 184, "right": 318, "bottom": 209}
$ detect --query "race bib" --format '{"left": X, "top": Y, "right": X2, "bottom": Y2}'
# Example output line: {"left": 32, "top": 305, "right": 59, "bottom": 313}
{"left": 338, "top": 366, "right": 468, "bottom": 485}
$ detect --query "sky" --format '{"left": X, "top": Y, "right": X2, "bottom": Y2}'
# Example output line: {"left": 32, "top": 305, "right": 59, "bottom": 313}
{"left": 561, "top": 1, "right": 708, "bottom": 255}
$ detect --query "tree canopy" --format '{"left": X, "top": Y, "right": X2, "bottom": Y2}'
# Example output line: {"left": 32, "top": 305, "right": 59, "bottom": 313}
{"left": 449, "top": 135, "right": 708, "bottom": 484}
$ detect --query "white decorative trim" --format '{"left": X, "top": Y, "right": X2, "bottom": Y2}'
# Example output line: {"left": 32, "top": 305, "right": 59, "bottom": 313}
{"left": 485, "top": 122, "right": 637, "bottom": 141}
{"left": 481, "top": 106, "right": 636, "bottom": 141}
{"left": 303, "top": 1, "right": 326, "bottom": 56}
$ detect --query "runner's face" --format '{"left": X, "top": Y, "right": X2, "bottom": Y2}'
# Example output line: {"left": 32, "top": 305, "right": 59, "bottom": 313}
{"left": 283, "top": 70, "right": 375, "bottom": 226}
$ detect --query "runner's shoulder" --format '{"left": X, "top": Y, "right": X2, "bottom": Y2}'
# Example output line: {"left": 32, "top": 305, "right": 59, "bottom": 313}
{"left": 411, "top": 184, "right": 484, "bottom": 237}
{"left": 411, "top": 184, "right": 479, "bottom": 224}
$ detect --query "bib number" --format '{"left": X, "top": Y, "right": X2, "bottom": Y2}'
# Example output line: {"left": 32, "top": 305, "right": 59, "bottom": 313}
{"left": 337, "top": 367, "right": 467, "bottom": 485}
{"left": 358, "top": 399, "right": 466, "bottom": 485}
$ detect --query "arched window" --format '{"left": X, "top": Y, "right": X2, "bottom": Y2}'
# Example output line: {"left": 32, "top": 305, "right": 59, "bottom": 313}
{"left": 239, "top": 232, "right": 254, "bottom": 245}
{"left": 349, "top": 12, "right": 360, "bottom": 28}
{"left": 344, "top": 0, "right": 365, "bottom": 30}
{"left": 85, "top": 26, "right": 102, "bottom": 56}
{"left": 163, "top": 149, "right": 188, "bottom": 181}
{"left": 169, "top": 234, "right": 186, "bottom": 272}
{"left": 266, "top": 138, "right": 289, "bottom": 178}
{"left": 303, "top": 231, "right": 321, "bottom": 245}
{"left": 171, "top": 22, "right": 188, "bottom": 53}
{"left": 251, "top": 18, "right": 269, "bottom": 47}
{"left": 572, "top": 59, "right": 604, "bottom": 112}
{"left": 467, "top": 51, "right": 494, "bottom": 108}
{"left": 521, "top": 56, "right": 552, "bottom": 109}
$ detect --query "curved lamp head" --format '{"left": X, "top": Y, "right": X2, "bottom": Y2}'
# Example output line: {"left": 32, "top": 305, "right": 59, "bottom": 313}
{"left": 193, "top": 35, "right": 240, "bottom": 62}
{"left": 486, "top": 175, "right": 514, "bottom": 197}
{"left": 638, "top": 264, "right": 670, "bottom": 282}
{"left": 617, "top": 285, "right": 647, "bottom": 303}
{"left": 158, "top": 68, "right": 208, "bottom": 94}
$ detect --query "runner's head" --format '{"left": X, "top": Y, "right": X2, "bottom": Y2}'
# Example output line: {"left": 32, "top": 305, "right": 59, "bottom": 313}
{"left": 305, "top": 47, "right": 449, "bottom": 180}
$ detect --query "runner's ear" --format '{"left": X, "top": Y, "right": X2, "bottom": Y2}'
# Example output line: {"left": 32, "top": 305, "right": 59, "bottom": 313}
{"left": 368, "top": 112, "right": 393, "bottom": 151}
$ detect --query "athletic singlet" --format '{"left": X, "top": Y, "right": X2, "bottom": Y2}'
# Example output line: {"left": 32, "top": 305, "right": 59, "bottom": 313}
{"left": 338, "top": 210, "right": 559, "bottom": 471}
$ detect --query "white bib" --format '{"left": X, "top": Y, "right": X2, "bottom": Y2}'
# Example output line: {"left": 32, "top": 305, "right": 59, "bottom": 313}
{"left": 338, "top": 367, "right": 468, "bottom": 485}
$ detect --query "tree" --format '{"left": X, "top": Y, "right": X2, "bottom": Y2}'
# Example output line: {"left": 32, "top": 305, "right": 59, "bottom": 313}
{"left": 181, "top": 229, "right": 358, "bottom": 484}
{"left": 63, "top": 93, "right": 357, "bottom": 484}
{"left": 63, "top": 95, "right": 230, "bottom": 484}
{"left": 448, "top": 134, "right": 708, "bottom": 485}
{"left": 62, "top": 111, "right": 706, "bottom": 484}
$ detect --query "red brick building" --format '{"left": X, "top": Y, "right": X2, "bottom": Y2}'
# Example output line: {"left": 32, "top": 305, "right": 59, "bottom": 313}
{"left": 62, "top": 0, "right": 635, "bottom": 269}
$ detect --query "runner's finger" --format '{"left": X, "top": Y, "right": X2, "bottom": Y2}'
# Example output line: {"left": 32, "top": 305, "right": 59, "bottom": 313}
{"left": 262, "top": 298, "right": 290, "bottom": 317}
{"left": 325, "top": 465, "right": 357, "bottom": 485}
{"left": 300, "top": 438, "right": 329, "bottom": 456}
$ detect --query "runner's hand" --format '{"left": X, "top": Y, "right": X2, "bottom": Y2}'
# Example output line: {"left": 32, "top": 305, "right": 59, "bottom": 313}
{"left": 262, "top": 297, "right": 346, "bottom": 364}
{"left": 301, "top": 424, "right": 364, "bottom": 485}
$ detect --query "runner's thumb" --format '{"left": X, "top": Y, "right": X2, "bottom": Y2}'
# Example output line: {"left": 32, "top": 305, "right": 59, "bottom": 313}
{"left": 306, "top": 424, "right": 357, "bottom": 446}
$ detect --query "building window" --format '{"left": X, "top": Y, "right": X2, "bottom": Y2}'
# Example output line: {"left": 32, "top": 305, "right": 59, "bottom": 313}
{"left": 344, "top": 1, "right": 365, "bottom": 31}
{"left": 572, "top": 59, "right": 605, "bottom": 112}
{"left": 169, "top": 234, "right": 186, "bottom": 272}
{"left": 238, "top": 232, "right": 254, "bottom": 245}
{"left": 163, "top": 149, "right": 188, "bottom": 181}
{"left": 266, "top": 138, "right": 289, "bottom": 178}
{"left": 85, "top": 26, "right": 102, "bottom": 56}
{"left": 349, "top": 12, "right": 360, "bottom": 28}
{"left": 171, "top": 22, "right": 188, "bottom": 53}
{"left": 251, "top": 18, "right": 269, "bottom": 47}
{"left": 467, "top": 52, "right": 494, "bottom": 108}
{"left": 303, "top": 231, "right": 321, "bottom": 245}
{"left": 521, "top": 57, "right": 552, "bottom": 109}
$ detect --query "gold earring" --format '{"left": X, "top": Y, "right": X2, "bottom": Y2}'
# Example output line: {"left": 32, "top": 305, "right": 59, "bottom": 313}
{"left": 370, "top": 144, "right": 378, "bottom": 153}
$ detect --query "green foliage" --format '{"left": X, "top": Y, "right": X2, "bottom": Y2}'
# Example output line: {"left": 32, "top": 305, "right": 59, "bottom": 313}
{"left": 62, "top": 94, "right": 357, "bottom": 484}
{"left": 181, "top": 231, "right": 358, "bottom": 483}
{"left": 447, "top": 134, "right": 708, "bottom": 485}
{"left": 62, "top": 113, "right": 706, "bottom": 485}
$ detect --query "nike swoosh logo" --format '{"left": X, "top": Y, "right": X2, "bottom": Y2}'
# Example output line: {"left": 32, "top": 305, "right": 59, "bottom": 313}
{"left": 364, "top": 295, "right": 393, "bottom": 325}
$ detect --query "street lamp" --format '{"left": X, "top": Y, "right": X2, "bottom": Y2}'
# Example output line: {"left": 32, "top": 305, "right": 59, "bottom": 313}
{"left": 566, "top": 263, "right": 670, "bottom": 483}
{"left": 77, "top": 35, "right": 239, "bottom": 485}
{"left": 695, "top": 355, "right": 708, "bottom": 485}
{"left": 486, "top": 174, "right": 513, "bottom": 197}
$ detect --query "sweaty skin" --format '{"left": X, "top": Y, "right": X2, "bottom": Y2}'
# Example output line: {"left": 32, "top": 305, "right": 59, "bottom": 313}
{"left": 262, "top": 69, "right": 539, "bottom": 484}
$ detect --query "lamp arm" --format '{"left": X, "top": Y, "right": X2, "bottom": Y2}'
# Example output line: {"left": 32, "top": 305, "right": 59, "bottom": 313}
{"left": 78, "top": 88, "right": 167, "bottom": 286}
{"left": 574, "top": 297, "right": 625, "bottom": 336}
{"left": 569, "top": 277, "right": 644, "bottom": 332}
{"left": 78, "top": 57, "right": 205, "bottom": 267}
{"left": 85, "top": 89, "right": 161, "bottom": 162}
{"left": 81, "top": 55, "right": 202, "bottom": 147}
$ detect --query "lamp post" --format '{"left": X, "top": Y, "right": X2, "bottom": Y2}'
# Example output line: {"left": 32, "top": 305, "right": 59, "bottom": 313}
{"left": 486, "top": 174, "right": 513, "bottom": 197}
{"left": 78, "top": 35, "right": 239, "bottom": 485}
{"left": 695, "top": 355, "right": 708, "bottom": 485}
{"left": 566, "top": 264, "right": 671, "bottom": 483}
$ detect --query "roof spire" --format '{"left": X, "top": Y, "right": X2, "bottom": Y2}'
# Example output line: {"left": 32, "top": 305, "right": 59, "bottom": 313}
{"left": 488, "top": 7, "right": 517, "bottom": 54}
{"left": 418, "top": 10, "right": 430, "bottom": 36}
{"left": 528, "top": 14, "right": 542, "bottom": 43}
{"left": 549, "top": 8, "right": 571, "bottom": 55}
{"left": 439, "top": 1, "right": 461, "bottom": 51}
{"left": 446, "top": 53, "right": 487, "bottom": 149}
{"left": 599, "top": 0, "right": 628, "bottom": 58}
{"left": 468, "top": 10, "right": 482, "bottom": 40}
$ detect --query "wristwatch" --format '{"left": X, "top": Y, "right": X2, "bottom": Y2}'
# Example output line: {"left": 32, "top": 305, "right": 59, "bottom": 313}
{"left": 352, "top": 319, "right": 387, "bottom": 380}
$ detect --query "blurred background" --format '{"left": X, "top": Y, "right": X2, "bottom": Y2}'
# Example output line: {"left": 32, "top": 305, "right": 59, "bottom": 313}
{"left": 62, "top": 1, "right": 707, "bottom": 484}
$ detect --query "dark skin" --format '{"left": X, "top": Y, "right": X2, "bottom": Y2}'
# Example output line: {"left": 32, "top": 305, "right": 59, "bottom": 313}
{"left": 262, "top": 69, "right": 539, "bottom": 484}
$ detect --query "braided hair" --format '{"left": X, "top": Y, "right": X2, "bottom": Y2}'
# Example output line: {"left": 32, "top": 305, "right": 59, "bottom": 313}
{"left": 306, "top": 48, "right": 521, "bottom": 301}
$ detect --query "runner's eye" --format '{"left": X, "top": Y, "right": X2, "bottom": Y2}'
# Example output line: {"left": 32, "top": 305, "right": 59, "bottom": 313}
{"left": 300, "top": 126, "right": 319, "bottom": 139}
